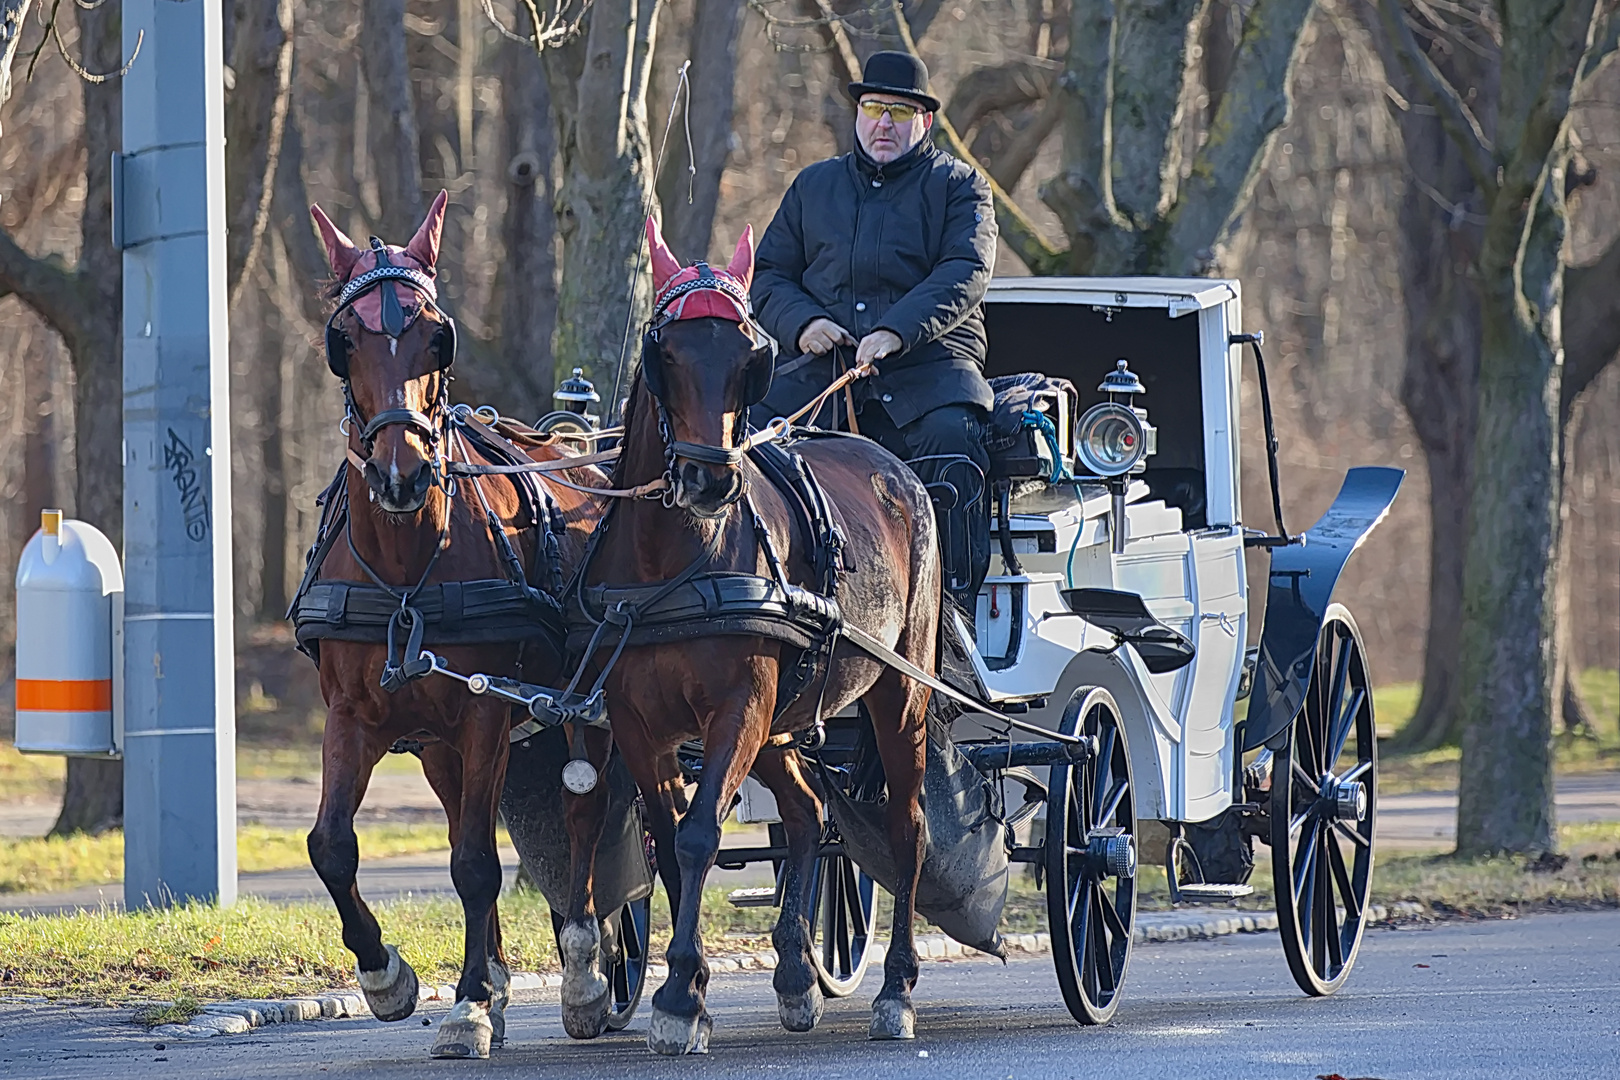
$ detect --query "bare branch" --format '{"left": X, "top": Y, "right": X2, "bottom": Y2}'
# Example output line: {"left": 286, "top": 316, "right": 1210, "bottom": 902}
{"left": 485, "top": 0, "right": 591, "bottom": 51}
{"left": 988, "top": 92, "right": 1062, "bottom": 191}
{"left": 1559, "top": 226, "right": 1620, "bottom": 415}
{"left": 1156, "top": 0, "right": 1317, "bottom": 272}
{"left": 888, "top": 1, "right": 1066, "bottom": 272}
{"left": 23, "top": 0, "right": 139, "bottom": 85}
{"left": 0, "top": 226, "right": 88, "bottom": 348}
{"left": 1489, "top": 0, "right": 1603, "bottom": 227}
{"left": 1375, "top": 0, "right": 1496, "bottom": 192}
{"left": 943, "top": 58, "right": 1056, "bottom": 139}
{"left": 1578, "top": 1, "right": 1619, "bottom": 82}
{"left": 811, "top": 0, "right": 862, "bottom": 82}
{"left": 226, "top": 0, "right": 295, "bottom": 306}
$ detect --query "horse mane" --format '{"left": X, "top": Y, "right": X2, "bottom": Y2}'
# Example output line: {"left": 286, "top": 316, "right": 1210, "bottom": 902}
{"left": 611, "top": 366, "right": 647, "bottom": 490}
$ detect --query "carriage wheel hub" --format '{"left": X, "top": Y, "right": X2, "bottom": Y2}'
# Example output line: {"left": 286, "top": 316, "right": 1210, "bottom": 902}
{"left": 1322, "top": 776, "right": 1367, "bottom": 822}
{"left": 1086, "top": 834, "right": 1136, "bottom": 879}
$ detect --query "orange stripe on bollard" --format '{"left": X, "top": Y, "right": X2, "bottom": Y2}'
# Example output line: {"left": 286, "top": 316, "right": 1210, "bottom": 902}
{"left": 16, "top": 678, "right": 113, "bottom": 712}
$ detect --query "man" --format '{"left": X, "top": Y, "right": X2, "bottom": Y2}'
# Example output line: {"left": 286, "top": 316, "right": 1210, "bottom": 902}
{"left": 752, "top": 51, "right": 998, "bottom": 606}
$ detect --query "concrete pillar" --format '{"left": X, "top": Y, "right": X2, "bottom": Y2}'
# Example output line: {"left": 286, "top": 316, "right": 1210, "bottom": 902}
{"left": 117, "top": 0, "right": 237, "bottom": 908}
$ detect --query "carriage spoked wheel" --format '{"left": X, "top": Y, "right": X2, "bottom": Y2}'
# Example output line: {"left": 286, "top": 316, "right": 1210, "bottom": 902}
{"left": 1045, "top": 686, "right": 1137, "bottom": 1025}
{"left": 602, "top": 894, "right": 652, "bottom": 1029}
{"left": 1269, "top": 604, "right": 1377, "bottom": 997}
{"left": 548, "top": 894, "right": 652, "bottom": 1030}
{"left": 807, "top": 840, "right": 878, "bottom": 997}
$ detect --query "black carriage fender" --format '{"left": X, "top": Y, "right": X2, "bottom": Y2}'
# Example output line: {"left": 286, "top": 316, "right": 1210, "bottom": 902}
{"left": 1240, "top": 466, "right": 1404, "bottom": 753}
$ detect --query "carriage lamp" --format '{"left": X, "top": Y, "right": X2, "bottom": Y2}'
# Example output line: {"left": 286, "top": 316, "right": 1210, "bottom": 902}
{"left": 537, "top": 368, "right": 602, "bottom": 435}
{"left": 1075, "top": 359, "right": 1156, "bottom": 553}
{"left": 555, "top": 368, "right": 601, "bottom": 415}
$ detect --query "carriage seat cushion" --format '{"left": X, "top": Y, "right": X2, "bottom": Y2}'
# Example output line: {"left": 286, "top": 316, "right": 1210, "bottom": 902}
{"left": 984, "top": 373, "right": 1080, "bottom": 481}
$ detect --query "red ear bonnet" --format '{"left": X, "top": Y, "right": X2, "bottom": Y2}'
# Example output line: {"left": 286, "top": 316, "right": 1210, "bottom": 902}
{"left": 646, "top": 219, "right": 757, "bottom": 325}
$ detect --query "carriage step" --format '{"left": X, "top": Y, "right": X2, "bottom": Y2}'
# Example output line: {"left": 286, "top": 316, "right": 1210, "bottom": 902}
{"left": 727, "top": 887, "right": 779, "bottom": 909}
{"left": 1174, "top": 883, "right": 1255, "bottom": 902}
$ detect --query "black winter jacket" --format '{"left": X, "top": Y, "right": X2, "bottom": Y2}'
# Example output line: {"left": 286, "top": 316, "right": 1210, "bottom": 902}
{"left": 751, "top": 140, "right": 998, "bottom": 428}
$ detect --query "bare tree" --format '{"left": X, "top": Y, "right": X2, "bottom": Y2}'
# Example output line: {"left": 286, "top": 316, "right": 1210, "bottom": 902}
{"left": 361, "top": 0, "right": 425, "bottom": 240}
{"left": 656, "top": 0, "right": 745, "bottom": 261}
{"left": 226, "top": 0, "right": 296, "bottom": 301}
{"left": 0, "top": 0, "right": 126, "bottom": 834}
{"left": 1372, "top": 0, "right": 1619, "bottom": 854}
{"left": 493, "top": 0, "right": 561, "bottom": 419}
{"left": 540, "top": 0, "right": 664, "bottom": 393}
{"left": 1367, "top": 3, "right": 1620, "bottom": 774}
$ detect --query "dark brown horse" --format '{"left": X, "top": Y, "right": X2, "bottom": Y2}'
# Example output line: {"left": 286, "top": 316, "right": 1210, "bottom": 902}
{"left": 300, "top": 193, "right": 604, "bottom": 1059}
{"left": 580, "top": 220, "right": 939, "bottom": 1053}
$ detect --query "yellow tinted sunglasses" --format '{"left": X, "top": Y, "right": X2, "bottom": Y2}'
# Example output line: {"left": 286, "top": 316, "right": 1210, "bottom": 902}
{"left": 859, "top": 100, "right": 923, "bottom": 122}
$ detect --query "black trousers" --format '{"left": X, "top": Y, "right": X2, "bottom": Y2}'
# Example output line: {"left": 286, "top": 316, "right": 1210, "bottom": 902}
{"left": 856, "top": 402, "right": 991, "bottom": 610}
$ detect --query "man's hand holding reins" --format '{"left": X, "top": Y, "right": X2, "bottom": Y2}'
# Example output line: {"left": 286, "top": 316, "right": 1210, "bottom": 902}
{"left": 855, "top": 329, "right": 901, "bottom": 369}
{"left": 799, "top": 317, "right": 856, "bottom": 356}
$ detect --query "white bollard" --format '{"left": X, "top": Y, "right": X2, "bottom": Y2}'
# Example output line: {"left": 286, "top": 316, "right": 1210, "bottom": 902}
{"left": 13, "top": 509, "right": 124, "bottom": 756}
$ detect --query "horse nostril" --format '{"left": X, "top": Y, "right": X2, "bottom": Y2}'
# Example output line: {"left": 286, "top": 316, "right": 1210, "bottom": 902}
{"left": 680, "top": 462, "right": 709, "bottom": 490}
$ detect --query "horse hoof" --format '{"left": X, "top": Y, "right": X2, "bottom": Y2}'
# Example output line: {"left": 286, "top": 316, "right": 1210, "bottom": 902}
{"left": 356, "top": 945, "right": 419, "bottom": 1023}
{"left": 561, "top": 985, "right": 611, "bottom": 1041}
{"left": 558, "top": 921, "right": 611, "bottom": 1040}
{"left": 430, "top": 999, "right": 493, "bottom": 1059}
{"left": 869, "top": 997, "right": 916, "bottom": 1041}
{"left": 488, "top": 959, "right": 510, "bottom": 1048}
{"left": 777, "top": 984, "right": 825, "bottom": 1033}
{"left": 647, "top": 1007, "right": 712, "bottom": 1056}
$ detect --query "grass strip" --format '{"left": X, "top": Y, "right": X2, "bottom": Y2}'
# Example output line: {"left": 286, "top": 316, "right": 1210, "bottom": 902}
{"left": 0, "top": 823, "right": 461, "bottom": 895}
{"left": 6, "top": 828, "right": 1617, "bottom": 1003}
{"left": 0, "top": 883, "right": 775, "bottom": 1003}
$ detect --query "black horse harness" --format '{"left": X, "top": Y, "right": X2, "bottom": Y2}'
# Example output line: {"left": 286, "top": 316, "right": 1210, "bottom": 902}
{"left": 289, "top": 241, "right": 567, "bottom": 692}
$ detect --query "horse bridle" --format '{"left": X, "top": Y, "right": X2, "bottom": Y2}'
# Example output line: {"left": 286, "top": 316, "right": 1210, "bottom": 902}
{"left": 326, "top": 239, "right": 459, "bottom": 487}
{"left": 638, "top": 262, "right": 776, "bottom": 508}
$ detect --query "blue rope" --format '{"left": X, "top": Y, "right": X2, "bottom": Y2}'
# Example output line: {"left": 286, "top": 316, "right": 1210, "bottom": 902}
{"left": 1020, "top": 410, "right": 1070, "bottom": 485}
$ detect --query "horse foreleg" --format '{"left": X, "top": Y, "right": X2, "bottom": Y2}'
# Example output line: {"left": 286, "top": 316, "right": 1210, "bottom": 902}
{"left": 309, "top": 708, "right": 419, "bottom": 1022}
{"left": 646, "top": 681, "right": 772, "bottom": 1056}
{"left": 557, "top": 724, "right": 614, "bottom": 1040}
{"left": 430, "top": 702, "right": 510, "bottom": 1060}
{"left": 421, "top": 742, "right": 509, "bottom": 1049}
{"left": 752, "top": 748, "right": 826, "bottom": 1032}
{"left": 862, "top": 668, "right": 929, "bottom": 1041}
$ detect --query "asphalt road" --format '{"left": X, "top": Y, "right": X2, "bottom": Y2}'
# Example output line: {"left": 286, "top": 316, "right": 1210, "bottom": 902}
{"left": 3, "top": 910, "right": 1617, "bottom": 1079}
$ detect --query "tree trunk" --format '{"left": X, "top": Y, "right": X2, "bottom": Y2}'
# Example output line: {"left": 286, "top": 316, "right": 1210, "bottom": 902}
{"left": 1359, "top": 0, "right": 1496, "bottom": 752}
{"left": 51, "top": 0, "right": 125, "bottom": 837}
{"left": 360, "top": 0, "right": 425, "bottom": 240}
{"left": 1454, "top": 167, "right": 1568, "bottom": 857}
{"left": 1398, "top": 435, "right": 1471, "bottom": 750}
{"left": 21, "top": 328, "right": 58, "bottom": 551}
{"left": 656, "top": 0, "right": 742, "bottom": 262}
{"left": 492, "top": 3, "right": 559, "bottom": 421}
{"left": 257, "top": 259, "right": 290, "bottom": 619}
{"left": 542, "top": 0, "right": 663, "bottom": 400}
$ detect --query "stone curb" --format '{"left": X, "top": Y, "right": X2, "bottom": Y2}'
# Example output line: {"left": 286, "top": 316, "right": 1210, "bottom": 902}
{"left": 146, "top": 900, "right": 1427, "bottom": 1039}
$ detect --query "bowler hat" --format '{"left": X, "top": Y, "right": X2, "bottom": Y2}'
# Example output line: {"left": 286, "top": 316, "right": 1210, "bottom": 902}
{"left": 847, "top": 51, "right": 941, "bottom": 114}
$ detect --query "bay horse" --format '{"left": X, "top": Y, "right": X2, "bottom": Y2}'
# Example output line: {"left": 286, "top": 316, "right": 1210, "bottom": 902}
{"left": 297, "top": 193, "right": 606, "bottom": 1059}
{"left": 577, "top": 219, "right": 939, "bottom": 1053}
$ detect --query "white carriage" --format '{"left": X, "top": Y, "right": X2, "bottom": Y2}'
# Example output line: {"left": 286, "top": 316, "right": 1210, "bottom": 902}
{"left": 718, "top": 275, "right": 1402, "bottom": 1023}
